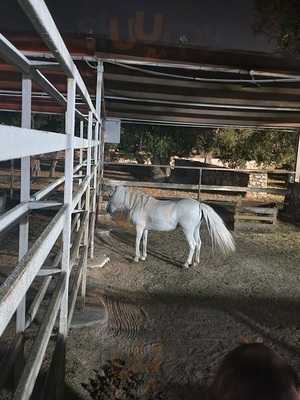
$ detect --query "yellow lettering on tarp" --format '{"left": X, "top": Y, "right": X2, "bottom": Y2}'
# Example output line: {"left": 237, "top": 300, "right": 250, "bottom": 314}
{"left": 135, "top": 12, "right": 164, "bottom": 42}
{"left": 110, "top": 17, "right": 136, "bottom": 50}
{"left": 110, "top": 12, "right": 164, "bottom": 50}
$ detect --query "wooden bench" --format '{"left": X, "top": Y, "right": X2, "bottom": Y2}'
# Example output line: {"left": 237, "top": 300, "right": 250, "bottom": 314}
{"left": 234, "top": 201, "right": 278, "bottom": 231}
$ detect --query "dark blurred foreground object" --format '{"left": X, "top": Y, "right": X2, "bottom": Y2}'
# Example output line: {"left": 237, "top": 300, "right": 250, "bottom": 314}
{"left": 82, "top": 359, "right": 165, "bottom": 400}
{"left": 209, "top": 343, "right": 300, "bottom": 400}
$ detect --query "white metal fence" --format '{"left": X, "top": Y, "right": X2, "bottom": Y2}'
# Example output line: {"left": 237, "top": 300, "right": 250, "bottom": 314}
{"left": 0, "top": 0, "right": 104, "bottom": 398}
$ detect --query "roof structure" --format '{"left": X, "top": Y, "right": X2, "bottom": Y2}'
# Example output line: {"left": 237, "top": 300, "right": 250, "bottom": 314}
{"left": 1, "top": 0, "right": 300, "bottom": 129}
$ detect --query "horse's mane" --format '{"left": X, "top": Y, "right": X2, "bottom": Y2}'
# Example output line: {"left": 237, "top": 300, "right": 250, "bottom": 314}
{"left": 122, "top": 188, "right": 154, "bottom": 219}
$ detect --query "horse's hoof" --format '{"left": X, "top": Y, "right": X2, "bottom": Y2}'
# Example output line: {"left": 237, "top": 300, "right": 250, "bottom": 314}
{"left": 141, "top": 256, "right": 147, "bottom": 261}
{"left": 134, "top": 257, "right": 139, "bottom": 262}
{"left": 183, "top": 264, "right": 190, "bottom": 269}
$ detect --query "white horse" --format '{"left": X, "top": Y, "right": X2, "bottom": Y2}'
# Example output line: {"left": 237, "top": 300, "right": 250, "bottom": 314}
{"left": 106, "top": 186, "right": 235, "bottom": 268}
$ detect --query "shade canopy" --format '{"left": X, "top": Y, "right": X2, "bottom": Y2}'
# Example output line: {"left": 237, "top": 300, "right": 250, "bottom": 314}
{"left": 1, "top": 0, "right": 300, "bottom": 129}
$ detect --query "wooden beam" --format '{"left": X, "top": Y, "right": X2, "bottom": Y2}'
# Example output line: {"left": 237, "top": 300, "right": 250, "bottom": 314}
{"left": 105, "top": 87, "right": 300, "bottom": 110}
{"left": 106, "top": 101, "right": 300, "bottom": 122}
{"left": 98, "top": 51, "right": 300, "bottom": 79}
{"left": 107, "top": 110, "right": 300, "bottom": 129}
{"left": 104, "top": 72, "right": 300, "bottom": 97}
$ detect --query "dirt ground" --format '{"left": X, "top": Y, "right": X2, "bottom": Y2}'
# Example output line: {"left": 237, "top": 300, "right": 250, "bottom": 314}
{"left": 65, "top": 210, "right": 300, "bottom": 400}
{"left": 1, "top": 190, "right": 300, "bottom": 400}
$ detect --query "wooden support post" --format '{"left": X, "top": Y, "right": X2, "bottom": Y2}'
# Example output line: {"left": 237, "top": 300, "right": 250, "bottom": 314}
{"left": 59, "top": 78, "right": 76, "bottom": 338}
{"left": 295, "top": 129, "right": 300, "bottom": 182}
{"left": 197, "top": 168, "right": 202, "bottom": 201}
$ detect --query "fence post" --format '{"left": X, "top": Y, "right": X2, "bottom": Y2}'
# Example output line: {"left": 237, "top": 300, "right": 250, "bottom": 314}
{"left": 10, "top": 160, "right": 14, "bottom": 200}
{"left": 81, "top": 112, "right": 93, "bottom": 304}
{"left": 59, "top": 78, "right": 76, "bottom": 337}
{"left": 96, "top": 61, "right": 104, "bottom": 202}
{"left": 90, "top": 121, "right": 98, "bottom": 259}
{"left": 90, "top": 60, "right": 103, "bottom": 258}
{"left": 76, "top": 120, "right": 84, "bottom": 232}
{"left": 197, "top": 168, "right": 202, "bottom": 201}
{"left": 15, "top": 75, "right": 32, "bottom": 383}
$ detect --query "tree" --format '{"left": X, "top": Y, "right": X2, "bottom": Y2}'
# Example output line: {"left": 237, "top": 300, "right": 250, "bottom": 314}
{"left": 255, "top": 0, "right": 300, "bottom": 54}
{"left": 215, "top": 128, "right": 298, "bottom": 168}
{"left": 117, "top": 124, "right": 298, "bottom": 170}
{"left": 118, "top": 124, "right": 200, "bottom": 164}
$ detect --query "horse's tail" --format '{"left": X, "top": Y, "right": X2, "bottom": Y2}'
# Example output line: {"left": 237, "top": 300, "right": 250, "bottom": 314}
{"left": 200, "top": 203, "right": 235, "bottom": 255}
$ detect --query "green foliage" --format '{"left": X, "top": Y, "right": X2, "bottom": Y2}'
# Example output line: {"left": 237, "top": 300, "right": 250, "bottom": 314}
{"left": 216, "top": 128, "right": 298, "bottom": 168}
{"left": 255, "top": 0, "right": 300, "bottom": 54}
{"left": 0, "top": 110, "right": 69, "bottom": 134}
{"left": 0, "top": 111, "right": 21, "bottom": 126}
{"left": 118, "top": 124, "right": 199, "bottom": 163}
{"left": 33, "top": 114, "right": 64, "bottom": 133}
{"left": 118, "top": 124, "right": 297, "bottom": 169}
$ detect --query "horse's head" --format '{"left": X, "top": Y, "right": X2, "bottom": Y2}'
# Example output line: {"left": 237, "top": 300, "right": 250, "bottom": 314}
{"left": 106, "top": 186, "right": 128, "bottom": 214}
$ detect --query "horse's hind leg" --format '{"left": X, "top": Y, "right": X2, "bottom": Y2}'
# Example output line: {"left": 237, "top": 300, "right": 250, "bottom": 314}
{"left": 141, "top": 229, "right": 148, "bottom": 261}
{"left": 194, "top": 224, "right": 202, "bottom": 265}
{"left": 183, "top": 227, "right": 196, "bottom": 269}
{"left": 134, "top": 225, "right": 144, "bottom": 262}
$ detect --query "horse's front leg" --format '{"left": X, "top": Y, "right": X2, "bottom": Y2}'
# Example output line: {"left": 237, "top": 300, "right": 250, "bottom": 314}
{"left": 134, "top": 225, "right": 144, "bottom": 262}
{"left": 141, "top": 229, "right": 148, "bottom": 261}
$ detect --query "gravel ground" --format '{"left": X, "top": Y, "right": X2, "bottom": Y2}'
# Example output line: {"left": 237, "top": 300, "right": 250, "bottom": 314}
{"left": 65, "top": 211, "right": 300, "bottom": 400}
{"left": 1, "top": 198, "right": 300, "bottom": 399}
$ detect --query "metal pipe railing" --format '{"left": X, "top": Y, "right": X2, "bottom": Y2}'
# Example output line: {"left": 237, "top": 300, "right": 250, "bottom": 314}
{"left": 104, "top": 161, "right": 296, "bottom": 175}
{"left": 104, "top": 161, "right": 292, "bottom": 196}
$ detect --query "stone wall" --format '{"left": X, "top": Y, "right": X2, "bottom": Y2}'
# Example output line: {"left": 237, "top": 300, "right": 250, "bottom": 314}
{"left": 248, "top": 172, "right": 268, "bottom": 188}
{"left": 247, "top": 172, "right": 268, "bottom": 199}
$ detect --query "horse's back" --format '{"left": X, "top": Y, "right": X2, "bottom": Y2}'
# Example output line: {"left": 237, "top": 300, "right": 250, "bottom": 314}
{"left": 175, "top": 198, "right": 202, "bottom": 227}
{"left": 133, "top": 196, "right": 201, "bottom": 231}
{"left": 177, "top": 198, "right": 200, "bottom": 213}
